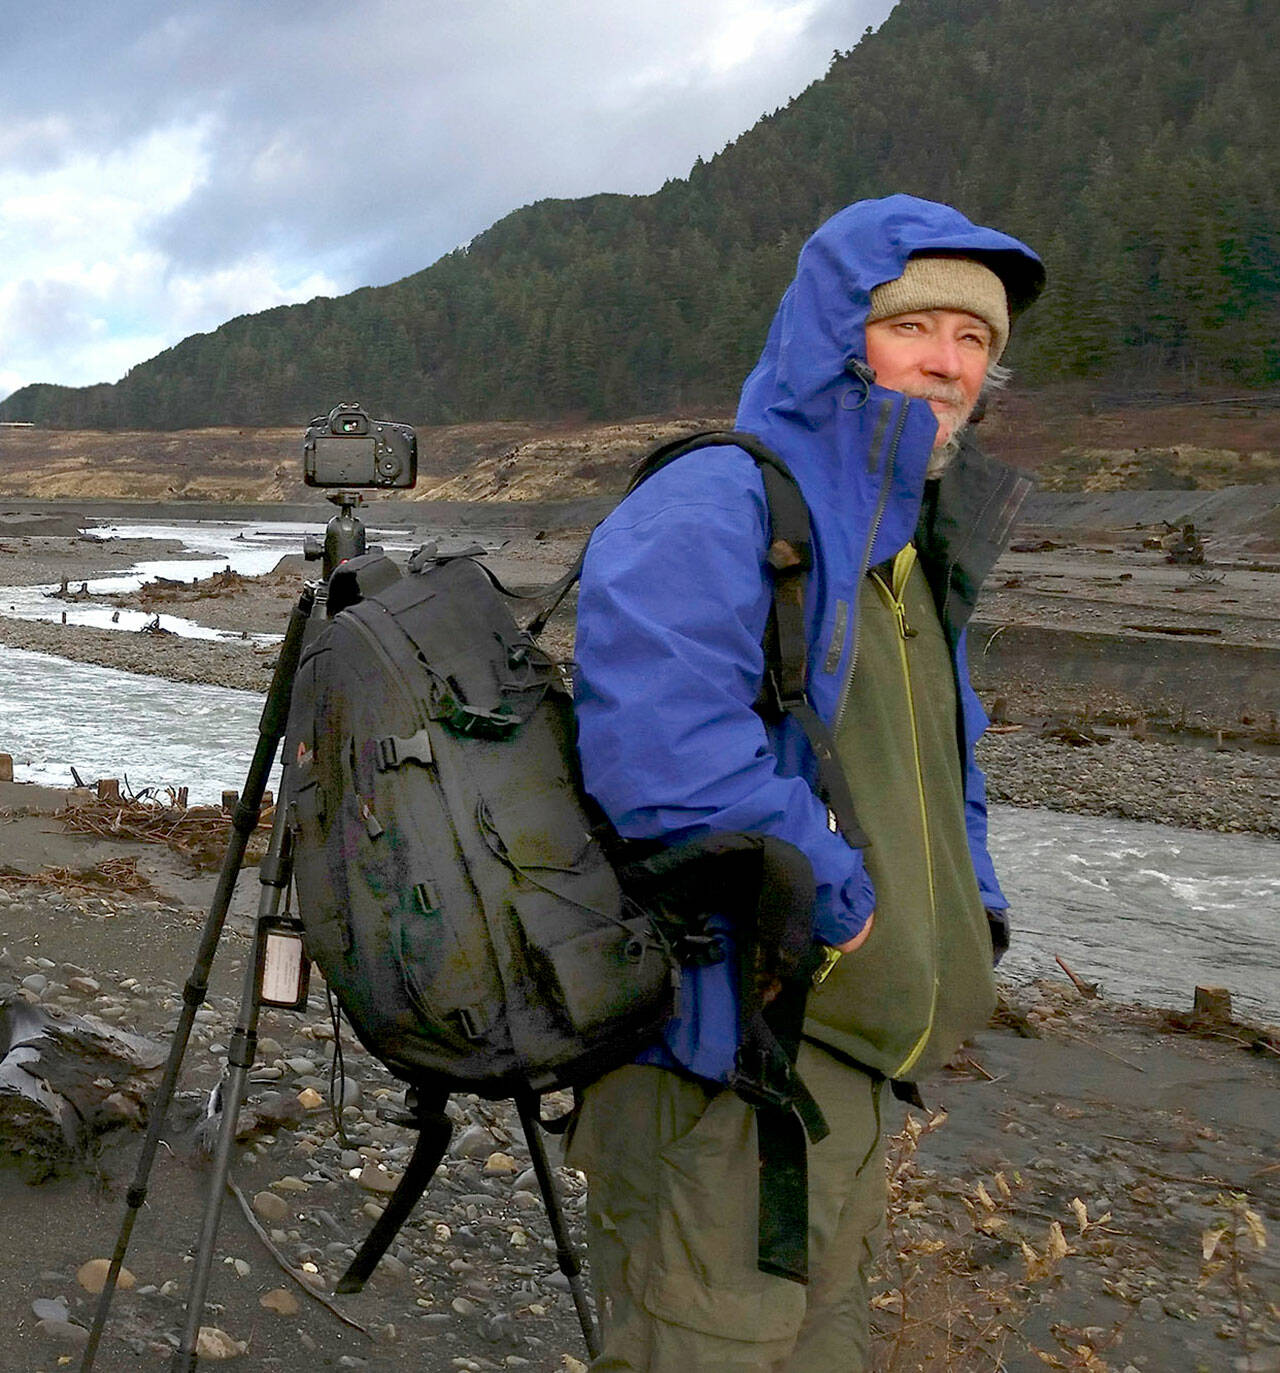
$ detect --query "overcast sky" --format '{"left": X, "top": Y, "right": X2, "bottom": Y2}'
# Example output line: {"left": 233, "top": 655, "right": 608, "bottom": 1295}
{"left": 0, "top": 0, "right": 896, "bottom": 402}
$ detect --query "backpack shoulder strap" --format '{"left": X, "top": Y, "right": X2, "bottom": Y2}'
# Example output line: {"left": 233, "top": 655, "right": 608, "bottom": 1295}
{"left": 546, "top": 429, "right": 866, "bottom": 848}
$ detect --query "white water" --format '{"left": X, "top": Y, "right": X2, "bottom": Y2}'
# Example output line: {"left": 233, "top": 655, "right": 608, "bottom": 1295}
{"left": 0, "top": 518, "right": 1275, "bottom": 1020}
{"left": 0, "top": 645, "right": 278, "bottom": 803}
{"left": 989, "top": 807, "right": 1278, "bottom": 1021}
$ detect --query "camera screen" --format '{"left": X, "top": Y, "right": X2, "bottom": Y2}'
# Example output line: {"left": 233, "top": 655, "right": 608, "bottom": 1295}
{"left": 313, "top": 435, "right": 377, "bottom": 481}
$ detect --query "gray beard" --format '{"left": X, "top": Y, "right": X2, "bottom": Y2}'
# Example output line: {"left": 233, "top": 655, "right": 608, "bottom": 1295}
{"left": 926, "top": 425, "right": 966, "bottom": 480}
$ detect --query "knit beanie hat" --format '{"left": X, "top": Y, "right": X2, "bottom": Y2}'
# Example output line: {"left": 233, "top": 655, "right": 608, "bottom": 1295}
{"left": 868, "top": 255, "right": 1011, "bottom": 360}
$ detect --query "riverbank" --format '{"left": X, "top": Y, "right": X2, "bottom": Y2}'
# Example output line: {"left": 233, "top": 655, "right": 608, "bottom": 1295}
{"left": 0, "top": 777, "right": 1276, "bottom": 1372}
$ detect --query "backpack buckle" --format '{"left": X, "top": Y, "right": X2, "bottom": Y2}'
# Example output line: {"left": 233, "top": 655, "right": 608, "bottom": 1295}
{"left": 377, "top": 729, "right": 435, "bottom": 770}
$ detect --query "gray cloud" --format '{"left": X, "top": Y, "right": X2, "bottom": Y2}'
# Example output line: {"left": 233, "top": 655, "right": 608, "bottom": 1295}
{"left": 0, "top": 0, "right": 895, "bottom": 394}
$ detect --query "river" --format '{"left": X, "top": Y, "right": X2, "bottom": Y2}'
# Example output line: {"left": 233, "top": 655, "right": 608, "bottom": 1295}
{"left": 0, "top": 518, "right": 1275, "bottom": 1022}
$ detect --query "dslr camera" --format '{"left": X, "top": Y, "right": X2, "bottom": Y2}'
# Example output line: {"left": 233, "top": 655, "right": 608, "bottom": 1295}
{"left": 303, "top": 402, "right": 417, "bottom": 489}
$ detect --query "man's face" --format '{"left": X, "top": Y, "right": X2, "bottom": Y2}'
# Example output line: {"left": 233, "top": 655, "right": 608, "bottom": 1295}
{"left": 863, "top": 309, "right": 993, "bottom": 452}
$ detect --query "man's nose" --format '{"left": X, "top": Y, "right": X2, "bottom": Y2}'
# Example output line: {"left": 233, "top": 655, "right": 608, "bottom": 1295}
{"left": 920, "top": 334, "right": 963, "bottom": 378}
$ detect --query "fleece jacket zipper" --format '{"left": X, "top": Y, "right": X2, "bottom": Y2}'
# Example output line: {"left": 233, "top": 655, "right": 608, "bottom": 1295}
{"left": 868, "top": 543, "right": 940, "bottom": 1078}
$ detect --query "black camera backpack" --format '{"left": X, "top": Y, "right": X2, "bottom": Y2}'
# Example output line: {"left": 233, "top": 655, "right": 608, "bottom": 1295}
{"left": 281, "top": 431, "right": 865, "bottom": 1287}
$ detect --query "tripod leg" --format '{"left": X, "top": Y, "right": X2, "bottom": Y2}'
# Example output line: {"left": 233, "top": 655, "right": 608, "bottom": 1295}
{"left": 171, "top": 807, "right": 294, "bottom": 1371}
{"left": 80, "top": 586, "right": 315, "bottom": 1373}
{"left": 515, "top": 1094, "right": 599, "bottom": 1361}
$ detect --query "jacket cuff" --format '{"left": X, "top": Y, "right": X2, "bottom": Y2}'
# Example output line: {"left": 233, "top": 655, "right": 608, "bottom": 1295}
{"left": 812, "top": 863, "right": 876, "bottom": 946}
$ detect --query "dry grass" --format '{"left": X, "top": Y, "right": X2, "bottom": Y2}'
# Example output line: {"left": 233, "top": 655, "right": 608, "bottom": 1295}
{"left": 871, "top": 1104, "right": 1275, "bottom": 1371}
{"left": 872, "top": 1110, "right": 1123, "bottom": 1370}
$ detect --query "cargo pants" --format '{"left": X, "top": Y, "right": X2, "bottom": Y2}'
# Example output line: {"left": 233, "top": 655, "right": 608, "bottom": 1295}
{"left": 565, "top": 1042, "right": 886, "bottom": 1371}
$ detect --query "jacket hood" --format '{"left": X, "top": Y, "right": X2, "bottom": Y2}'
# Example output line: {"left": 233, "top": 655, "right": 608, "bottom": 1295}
{"left": 736, "top": 195, "right": 1044, "bottom": 437}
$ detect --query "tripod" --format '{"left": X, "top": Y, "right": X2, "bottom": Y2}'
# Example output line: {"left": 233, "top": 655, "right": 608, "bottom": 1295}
{"left": 80, "top": 491, "right": 598, "bottom": 1370}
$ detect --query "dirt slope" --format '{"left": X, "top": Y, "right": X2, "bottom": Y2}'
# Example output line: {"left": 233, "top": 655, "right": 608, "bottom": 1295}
{"left": 3, "top": 388, "right": 1280, "bottom": 507}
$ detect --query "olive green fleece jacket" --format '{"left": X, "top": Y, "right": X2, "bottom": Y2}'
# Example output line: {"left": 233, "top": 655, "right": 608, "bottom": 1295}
{"left": 805, "top": 543, "right": 997, "bottom": 1079}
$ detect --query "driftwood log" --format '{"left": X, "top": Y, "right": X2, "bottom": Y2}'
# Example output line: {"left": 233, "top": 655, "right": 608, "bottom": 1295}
{"left": 0, "top": 990, "right": 165, "bottom": 1180}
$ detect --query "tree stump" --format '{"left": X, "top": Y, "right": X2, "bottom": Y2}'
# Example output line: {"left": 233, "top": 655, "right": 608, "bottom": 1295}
{"left": 0, "top": 992, "right": 165, "bottom": 1181}
{"left": 1193, "top": 986, "right": 1233, "bottom": 1021}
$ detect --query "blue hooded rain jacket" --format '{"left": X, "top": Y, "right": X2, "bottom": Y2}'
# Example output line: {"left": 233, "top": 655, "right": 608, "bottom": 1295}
{"left": 574, "top": 195, "right": 1045, "bottom": 1083}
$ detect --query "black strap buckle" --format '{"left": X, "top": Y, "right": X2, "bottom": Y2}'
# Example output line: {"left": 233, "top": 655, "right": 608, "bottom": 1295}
{"left": 376, "top": 729, "right": 434, "bottom": 770}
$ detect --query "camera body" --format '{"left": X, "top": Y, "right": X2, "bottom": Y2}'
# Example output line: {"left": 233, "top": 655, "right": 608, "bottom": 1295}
{"left": 303, "top": 402, "right": 417, "bottom": 489}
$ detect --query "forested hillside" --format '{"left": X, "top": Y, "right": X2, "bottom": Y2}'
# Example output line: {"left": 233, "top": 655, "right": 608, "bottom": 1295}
{"left": 4, "top": 0, "right": 1277, "bottom": 430}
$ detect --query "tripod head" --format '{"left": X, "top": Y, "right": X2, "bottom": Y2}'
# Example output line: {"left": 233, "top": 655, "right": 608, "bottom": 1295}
{"left": 303, "top": 488, "right": 369, "bottom": 582}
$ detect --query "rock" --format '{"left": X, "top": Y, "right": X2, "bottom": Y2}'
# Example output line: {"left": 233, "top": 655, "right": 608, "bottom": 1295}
{"left": 251, "top": 1190, "right": 290, "bottom": 1223}
{"left": 483, "top": 1151, "right": 519, "bottom": 1175}
{"left": 333, "top": 1075, "right": 362, "bottom": 1108}
{"left": 297, "top": 1086, "right": 324, "bottom": 1109}
{"left": 77, "top": 1259, "right": 135, "bottom": 1293}
{"left": 272, "top": 1175, "right": 310, "bottom": 1193}
{"left": 31, "top": 1297, "right": 70, "bottom": 1322}
{"left": 357, "top": 1163, "right": 401, "bottom": 1195}
{"left": 196, "top": 1326, "right": 249, "bottom": 1358}
{"left": 370, "top": 1254, "right": 409, "bottom": 1286}
{"left": 453, "top": 1124, "right": 497, "bottom": 1159}
{"left": 260, "top": 1287, "right": 301, "bottom": 1316}
{"left": 36, "top": 1317, "right": 89, "bottom": 1345}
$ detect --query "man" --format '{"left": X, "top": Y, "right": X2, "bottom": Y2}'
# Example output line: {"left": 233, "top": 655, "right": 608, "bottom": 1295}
{"left": 569, "top": 195, "right": 1044, "bottom": 1371}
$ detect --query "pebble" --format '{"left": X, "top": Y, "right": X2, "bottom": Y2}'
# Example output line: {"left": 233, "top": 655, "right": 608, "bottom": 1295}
{"left": 454, "top": 1124, "right": 498, "bottom": 1159}
{"left": 196, "top": 1326, "right": 249, "bottom": 1358}
{"left": 36, "top": 1318, "right": 88, "bottom": 1346}
{"left": 260, "top": 1288, "right": 301, "bottom": 1316}
{"left": 251, "top": 1191, "right": 290, "bottom": 1223}
{"left": 76, "top": 1259, "right": 134, "bottom": 1293}
{"left": 356, "top": 1163, "right": 401, "bottom": 1195}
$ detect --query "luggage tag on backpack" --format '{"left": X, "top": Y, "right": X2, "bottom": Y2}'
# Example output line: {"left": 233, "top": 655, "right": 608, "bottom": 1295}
{"left": 256, "top": 916, "right": 312, "bottom": 1011}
